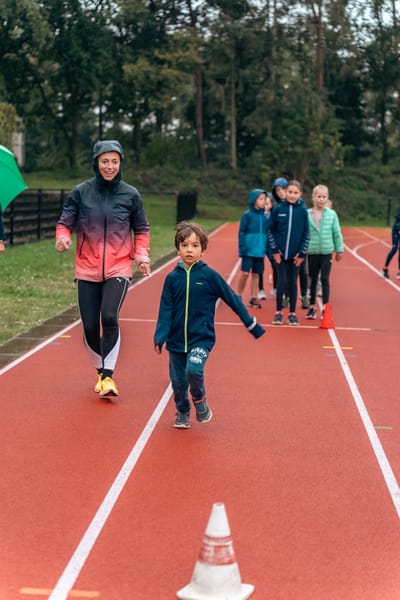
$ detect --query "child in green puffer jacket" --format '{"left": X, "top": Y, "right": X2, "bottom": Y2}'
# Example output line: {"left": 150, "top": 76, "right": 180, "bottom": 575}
{"left": 305, "top": 185, "right": 344, "bottom": 320}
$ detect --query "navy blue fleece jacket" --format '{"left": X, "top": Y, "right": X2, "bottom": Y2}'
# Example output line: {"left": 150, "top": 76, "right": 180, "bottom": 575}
{"left": 267, "top": 199, "right": 310, "bottom": 259}
{"left": 154, "top": 260, "right": 264, "bottom": 353}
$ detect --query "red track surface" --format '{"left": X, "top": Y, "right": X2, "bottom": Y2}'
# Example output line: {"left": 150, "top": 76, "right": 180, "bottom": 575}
{"left": 1, "top": 223, "right": 400, "bottom": 599}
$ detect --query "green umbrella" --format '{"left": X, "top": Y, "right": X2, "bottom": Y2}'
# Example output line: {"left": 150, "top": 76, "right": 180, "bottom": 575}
{"left": 0, "top": 144, "right": 28, "bottom": 211}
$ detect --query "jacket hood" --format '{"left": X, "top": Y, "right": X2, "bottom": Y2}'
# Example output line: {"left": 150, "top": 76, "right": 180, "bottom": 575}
{"left": 93, "top": 140, "right": 124, "bottom": 161}
{"left": 92, "top": 139, "right": 124, "bottom": 186}
{"left": 271, "top": 177, "right": 288, "bottom": 203}
{"left": 248, "top": 188, "right": 266, "bottom": 210}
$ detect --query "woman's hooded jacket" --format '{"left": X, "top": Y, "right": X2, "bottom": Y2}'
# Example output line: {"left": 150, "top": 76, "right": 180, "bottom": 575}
{"left": 56, "top": 140, "right": 150, "bottom": 282}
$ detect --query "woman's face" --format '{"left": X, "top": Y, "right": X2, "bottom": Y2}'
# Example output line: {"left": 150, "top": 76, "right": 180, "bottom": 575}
{"left": 98, "top": 151, "right": 121, "bottom": 181}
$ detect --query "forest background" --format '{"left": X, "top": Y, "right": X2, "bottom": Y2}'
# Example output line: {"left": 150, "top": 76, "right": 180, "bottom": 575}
{"left": 0, "top": 0, "right": 399, "bottom": 343}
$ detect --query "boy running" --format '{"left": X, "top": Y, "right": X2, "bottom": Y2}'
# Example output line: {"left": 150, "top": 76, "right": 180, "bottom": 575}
{"left": 154, "top": 222, "right": 265, "bottom": 429}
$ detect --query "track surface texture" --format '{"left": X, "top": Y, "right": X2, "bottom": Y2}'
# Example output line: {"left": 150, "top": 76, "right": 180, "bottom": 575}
{"left": 1, "top": 223, "right": 400, "bottom": 599}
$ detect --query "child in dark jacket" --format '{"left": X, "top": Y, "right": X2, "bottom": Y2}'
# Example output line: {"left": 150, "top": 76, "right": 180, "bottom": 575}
{"left": 267, "top": 180, "right": 310, "bottom": 326}
{"left": 237, "top": 188, "right": 268, "bottom": 308}
{"left": 154, "top": 222, "right": 265, "bottom": 429}
{"left": 382, "top": 207, "right": 400, "bottom": 279}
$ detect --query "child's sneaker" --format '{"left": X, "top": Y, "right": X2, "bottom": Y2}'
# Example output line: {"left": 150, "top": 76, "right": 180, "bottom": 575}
{"left": 248, "top": 297, "right": 262, "bottom": 308}
{"left": 306, "top": 307, "right": 317, "bottom": 320}
{"left": 396, "top": 272, "right": 400, "bottom": 280}
{"left": 272, "top": 311, "right": 283, "bottom": 325}
{"left": 382, "top": 267, "right": 389, "bottom": 278}
{"left": 174, "top": 411, "right": 190, "bottom": 429}
{"left": 301, "top": 295, "right": 309, "bottom": 309}
{"left": 194, "top": 399, "right": 212, "bottom": 423}
{"left": 94, "top": 373, "right": 103, "bottom": 393}
{"left": 99, "top": 376, "right": 119, "bottom": 396}
{"left": 287, "top": 312, "right": 298, "bottom": 326}
{"left": 257, "top": 289, "right": 267, "bottom": 300}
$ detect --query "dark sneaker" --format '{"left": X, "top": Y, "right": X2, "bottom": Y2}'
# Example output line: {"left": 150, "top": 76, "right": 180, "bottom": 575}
{"left": 396, "top": 272, "right": 400, "bottom": 280}
{"left": 306, "top": 307, "right": 317, "bottom": 320}
{"left": 194, "top": 399, "right": 213, "bottom": 423}
{"left": 287, "top": 312, "right": 298, "bottom": 326}
{"left": 272, "top": 311, "right": 283, "bottom": 325}
{"left": 301, "top": 295, "right": 310, "bottom": 309}
{"left": 174, "top": 411, "right": 190, "bottom": 429}
{"left": 248, "top": 297, "right": 262, "bottom": 308}
{"left": 382, "top": 268, "right": 389, "bottom": 279}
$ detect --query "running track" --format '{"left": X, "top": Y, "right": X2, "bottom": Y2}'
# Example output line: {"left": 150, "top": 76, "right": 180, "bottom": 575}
{"left": 1, "top": 224, "right": 400, "bottom": 599}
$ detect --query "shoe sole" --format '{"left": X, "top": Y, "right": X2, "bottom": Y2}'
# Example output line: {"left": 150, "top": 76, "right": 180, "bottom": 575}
{"left": 305, "top": 316, "right": 317, "bottom": 320}
{"left": 99, "top": 389, "right": 119, "bottom": 397}
{"left": 196, "top": 408, "right": 213, "bottom": 423}
{"left": 288, "top": 322, "right": 298, "bottom": 326}
{"left": 174, "top": 422, "right": 190, "bottom": 429}
{"left": 272, "top": 321, "right": 283, "bottom": 325}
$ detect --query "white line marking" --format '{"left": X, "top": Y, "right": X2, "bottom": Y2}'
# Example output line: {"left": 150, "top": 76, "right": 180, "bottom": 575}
{"left": 327, "top": 327, "right": 400, "bottom": 518}
{"left": 48, "top": 384, "right": 172, "bottom": 600}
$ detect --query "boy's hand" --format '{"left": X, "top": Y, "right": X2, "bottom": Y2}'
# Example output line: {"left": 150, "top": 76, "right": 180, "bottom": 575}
{"left": 154, "top": 342, "right": 163, "bottom": 354}
{"left": 335, "top": 252, "right": 343, "bottom": 262}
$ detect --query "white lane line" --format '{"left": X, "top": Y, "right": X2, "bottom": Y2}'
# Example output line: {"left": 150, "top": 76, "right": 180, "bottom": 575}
{"left": 48, "top": 383, "right": 173, "bottom": 600}
{"left": 344, "top": 230, "right": 400, "bottom": 292}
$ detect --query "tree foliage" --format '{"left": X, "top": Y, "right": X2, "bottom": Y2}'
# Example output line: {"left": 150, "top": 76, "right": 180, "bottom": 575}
{"left": 0, "top": 0, "right": 399, "bottom": 185}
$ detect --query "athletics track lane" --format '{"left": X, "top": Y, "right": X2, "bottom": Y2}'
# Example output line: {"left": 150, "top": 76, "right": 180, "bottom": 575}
{"left": 1, "top": 224, "right": 400, "bottom": 599}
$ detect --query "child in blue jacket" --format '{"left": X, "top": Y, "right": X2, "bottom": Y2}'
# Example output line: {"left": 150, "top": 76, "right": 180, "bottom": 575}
{"left": 237, "top": 189, "right": 268, "bottom": 308}
{"left": 154, "top": 222, "right": 265, "bottom": 429}
{"left": 267, "top": 180, "right": 310, "bottom": 326}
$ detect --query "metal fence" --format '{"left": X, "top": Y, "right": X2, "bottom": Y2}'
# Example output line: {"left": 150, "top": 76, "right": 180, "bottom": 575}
{"left": 3, "top": 189, "right": 67, "bottom": 246}
{"left": 3, "top": 189, "right": 198, "bottom": 246}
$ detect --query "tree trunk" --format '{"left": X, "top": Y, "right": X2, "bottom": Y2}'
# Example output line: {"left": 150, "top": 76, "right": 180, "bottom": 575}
{"left": 230, "top": 73, "right": 237, "bottom": 171}
{"left": 311, "top": 2, "right": 324, "bottom": 90}
{"left": 195, "top": 68, "right": 207, "bottom": 167}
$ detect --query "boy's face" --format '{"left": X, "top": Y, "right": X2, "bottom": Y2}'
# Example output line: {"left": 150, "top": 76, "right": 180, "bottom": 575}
{"left": 177, "top": 232, "right": 203, "bottom": 267}
{"left": 274, "top": 186, "right": 286, "bottom": 200}
{"left": 313, "top": 190, "right": 328, "bottom": 210}
{"left": 254, "top": 193, "right": 266, "bottom": 210}
{"left": 286, "top": 184, "right": 301, "bottom": 204}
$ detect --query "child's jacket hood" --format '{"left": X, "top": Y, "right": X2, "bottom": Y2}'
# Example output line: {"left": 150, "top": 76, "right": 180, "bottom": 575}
{"left": 248, "top": 188, "right": 266, "bottom": 210}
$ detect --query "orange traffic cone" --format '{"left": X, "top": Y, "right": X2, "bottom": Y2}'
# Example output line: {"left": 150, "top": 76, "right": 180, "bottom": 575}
{"left": 320, "top": 302, "right": 334, "bottom": 329}
{"left": 176, "top": 502, "right": 255, "bottom": 600}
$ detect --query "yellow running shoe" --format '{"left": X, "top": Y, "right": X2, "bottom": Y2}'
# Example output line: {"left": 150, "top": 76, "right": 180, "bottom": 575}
{"left": 99, "top": 376, "right": 119, "bottom": 397}
{"left": 94, "top": 374, "right": 103, "bottom": 393}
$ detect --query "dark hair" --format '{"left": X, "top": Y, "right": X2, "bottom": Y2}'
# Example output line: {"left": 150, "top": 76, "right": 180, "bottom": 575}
{"left": 174, "top": 221, "right": 208, "bottom": 251}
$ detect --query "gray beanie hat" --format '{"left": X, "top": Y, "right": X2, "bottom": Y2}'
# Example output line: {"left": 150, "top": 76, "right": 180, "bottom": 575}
{"left": 92, "top": 140, "right": 124, "bottom": 161}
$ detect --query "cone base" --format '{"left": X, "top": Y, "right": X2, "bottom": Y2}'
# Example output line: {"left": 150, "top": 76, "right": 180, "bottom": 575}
{"left": 177, "top": 581, "right": 255, "bottom": 600}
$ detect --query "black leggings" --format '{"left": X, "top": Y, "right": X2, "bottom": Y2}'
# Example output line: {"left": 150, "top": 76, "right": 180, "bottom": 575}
{"left": 77, "top": 277, "right": 129, "bottom": 374}
{"left": 308, "top": 254, "right": 332, "bottom": 305}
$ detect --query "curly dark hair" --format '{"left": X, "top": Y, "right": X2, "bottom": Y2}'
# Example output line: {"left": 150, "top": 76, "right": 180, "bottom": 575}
{"left": 174, "top": 221, "right": 208, "bottom": 251}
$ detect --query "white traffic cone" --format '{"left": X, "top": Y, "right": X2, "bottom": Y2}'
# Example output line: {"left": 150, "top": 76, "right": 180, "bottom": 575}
{"left": 176, "top": 502, "right": 255, "bottom": 600}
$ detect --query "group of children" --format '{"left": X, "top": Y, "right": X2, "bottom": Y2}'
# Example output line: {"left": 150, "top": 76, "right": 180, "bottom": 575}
{"left": 238, "top": 178, "right": 344, "bottom": 326}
